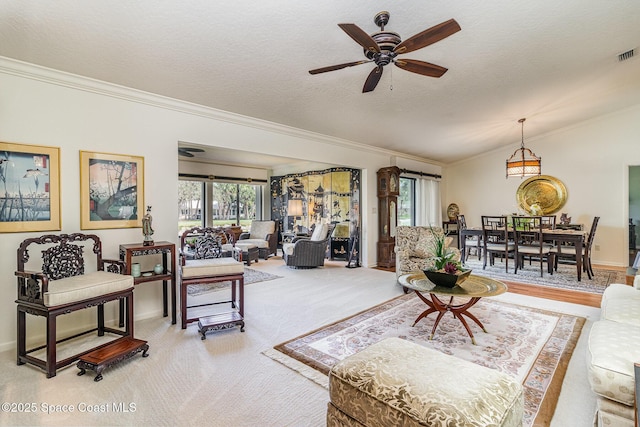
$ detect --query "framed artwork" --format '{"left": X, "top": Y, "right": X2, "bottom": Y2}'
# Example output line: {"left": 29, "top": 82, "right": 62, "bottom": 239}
{"left": 0, "top": 142, "right": 61, "bottom": 232}
{"left": 80, "top": 151, "right": 144, "bottom": 230}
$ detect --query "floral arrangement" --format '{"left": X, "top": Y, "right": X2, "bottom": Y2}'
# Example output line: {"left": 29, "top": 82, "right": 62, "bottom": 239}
{"left": 428, "top": 226, "right": 463, "bottom": 274}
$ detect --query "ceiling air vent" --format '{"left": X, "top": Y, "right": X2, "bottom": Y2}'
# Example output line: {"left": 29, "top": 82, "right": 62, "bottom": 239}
{"left": 618, "top": 49, "right": 635, "bottom": 62}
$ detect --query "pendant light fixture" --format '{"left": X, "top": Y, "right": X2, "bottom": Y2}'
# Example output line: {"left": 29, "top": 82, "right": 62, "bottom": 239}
{"left": 506, "top": 118, "right": 541, "bottom": 178}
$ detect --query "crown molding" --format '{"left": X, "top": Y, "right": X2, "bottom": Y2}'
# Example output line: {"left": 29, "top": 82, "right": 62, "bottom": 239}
{"left": 0, "top": 56, "right": 440, "bottom": 167}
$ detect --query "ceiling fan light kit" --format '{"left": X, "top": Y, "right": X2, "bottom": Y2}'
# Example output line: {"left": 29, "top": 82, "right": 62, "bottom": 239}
{"left": 309, "top": 11, "right": 461, "bottom": 93}
{"left": 506, "top": 118, "right": 542, "bottom": 178}
{"left": 178, "top": 147, "right": 205, "bottom": 157}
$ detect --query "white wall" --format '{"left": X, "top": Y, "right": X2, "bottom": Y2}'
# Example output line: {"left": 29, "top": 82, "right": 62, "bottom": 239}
{"left": 444, "top": 104, "right": 640, "bottom": 267}
{"left": 0, "top": 58, "right": 441, "bottom": 351}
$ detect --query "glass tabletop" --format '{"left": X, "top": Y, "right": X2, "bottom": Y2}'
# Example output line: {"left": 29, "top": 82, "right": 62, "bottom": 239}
{"left": 399, "top": 272, "right": 507, "bottom": 297}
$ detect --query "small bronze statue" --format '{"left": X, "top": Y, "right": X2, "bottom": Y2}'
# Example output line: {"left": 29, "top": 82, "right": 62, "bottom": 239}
{"left": 142, "top": 206, "right": 154, "bottom": 246}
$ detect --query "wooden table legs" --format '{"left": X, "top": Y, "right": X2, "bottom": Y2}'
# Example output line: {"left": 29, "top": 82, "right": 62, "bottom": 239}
{"left": 412, "top": 291, "right": 485, "bottom": 344}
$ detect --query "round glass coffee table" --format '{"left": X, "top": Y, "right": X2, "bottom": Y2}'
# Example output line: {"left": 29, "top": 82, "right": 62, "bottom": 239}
{"left": 398, "top": 272, "right": 507, "bottom": 344}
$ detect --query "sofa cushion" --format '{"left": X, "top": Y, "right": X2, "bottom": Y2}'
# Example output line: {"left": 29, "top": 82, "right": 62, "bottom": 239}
{"left": 601, "top": 298, "right": 640, "bottom": 326}
{"left": 181, "top": 258, "right": 244, "bottom": 279}
{"left": 44, "top": 271, "right": 133, "bottom": 307}
{"left": 587, "top": 319, "right": 640, "bottom": 406}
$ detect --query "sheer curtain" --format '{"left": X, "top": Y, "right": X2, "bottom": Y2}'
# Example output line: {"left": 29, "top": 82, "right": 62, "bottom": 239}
{"left": 415, "top": 178, "right": 442, "bottom": 226}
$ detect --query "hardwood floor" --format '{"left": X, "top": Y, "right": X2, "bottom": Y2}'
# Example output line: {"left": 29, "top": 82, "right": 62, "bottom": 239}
{"left": 502, "top": 280, "right": 601, "bottom": 308}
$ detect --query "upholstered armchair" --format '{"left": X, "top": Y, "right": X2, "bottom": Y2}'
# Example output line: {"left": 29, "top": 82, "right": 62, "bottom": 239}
{"left": 395, "top": 226, "right": 460, "bottom": 281}
{"left": 282, "top": 223, "right": 333, "bottom": 268}
{"left": 238, "top": 220, "right": 278, "bottom": 259}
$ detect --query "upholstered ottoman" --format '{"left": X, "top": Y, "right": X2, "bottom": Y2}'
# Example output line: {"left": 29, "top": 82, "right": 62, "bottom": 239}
{"left": 327, "top": 337, "right": 523, "bottom": 427}
{"left": 234, "top": 242, "right": 259, "bottom": 266}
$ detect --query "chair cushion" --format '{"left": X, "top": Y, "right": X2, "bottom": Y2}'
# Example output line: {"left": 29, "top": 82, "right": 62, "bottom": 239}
{"left": 237, "top": 238, "right": 269, "bottom": 249}
{"left": 282, "top": 242, "right": 295, "bottom": 256}
{"left": 486, "top": 242, "right": 515, "bottom": 251}
{"left": 182, "top": 258, "right": 244, "bottom": 279}
{"left": 235, "top": 242, "right": 258, "bottom": 251}
{"left": 310, "top": 223, "right": 329, "bottom": 241}
{"left": 329, "top": 337, "right": 523, "bottom": 427}
{"left": 587, "top": 319, "right": 640, "bottom": 406}
{"left": 44, "top": 271, "right": 133, "bottom": 307}
{"left": 249, "top": 221, "right": 275, "bottom": 239}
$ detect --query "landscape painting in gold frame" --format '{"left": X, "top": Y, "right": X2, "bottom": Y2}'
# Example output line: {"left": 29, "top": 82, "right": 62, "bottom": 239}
{"left": 0, "top": 142, "right": 61, "bottom": 233}
{"left": 80, "top": 151, "right": 144, "bottom": 230}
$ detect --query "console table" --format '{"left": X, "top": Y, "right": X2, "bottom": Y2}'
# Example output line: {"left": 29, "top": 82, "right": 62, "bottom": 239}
{"left": 119, "top": 241, "right": 177, "bottom": 325}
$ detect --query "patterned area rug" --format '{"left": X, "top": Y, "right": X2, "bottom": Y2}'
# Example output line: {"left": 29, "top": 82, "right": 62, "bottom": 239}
{"left": 264, "top": 293, "right": 585, "bottom": 427}
{"left": 186, "top": 267, "right": 282, "bottom": 296}
{"left": 462, "top": 258, "right": 625, "bottom": 294}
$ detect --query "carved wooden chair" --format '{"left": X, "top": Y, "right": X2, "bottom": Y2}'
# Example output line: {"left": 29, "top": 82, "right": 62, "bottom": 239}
{"left": 15, "top": 233, "right": 134, "bottom": 378}
{"left": 179, "top": 227, "right": 244, "bottom": 330}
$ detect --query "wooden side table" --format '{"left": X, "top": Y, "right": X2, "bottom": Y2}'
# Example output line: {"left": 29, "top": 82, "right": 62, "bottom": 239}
{"left": 119, "top": 241, "right": 177, "bottom": 325}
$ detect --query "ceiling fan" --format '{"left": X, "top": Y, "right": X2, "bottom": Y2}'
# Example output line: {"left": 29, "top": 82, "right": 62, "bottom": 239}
{"left": 309, "top": 11, "right": 461, "bottom": 93}
{"left": 178, "top": 147, "right": 205, "bottom": 157}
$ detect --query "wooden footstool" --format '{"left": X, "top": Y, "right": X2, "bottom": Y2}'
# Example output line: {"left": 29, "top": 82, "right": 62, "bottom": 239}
{"left": 327, "top": 337, "right": 523, "bottom": 427}
{"left": 77, "top": 337, "right": 149, "bottom": 382}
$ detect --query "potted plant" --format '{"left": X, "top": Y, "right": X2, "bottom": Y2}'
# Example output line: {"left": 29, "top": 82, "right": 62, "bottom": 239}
{"left": 423, "top": 227, "right": 471, "bottom": 288}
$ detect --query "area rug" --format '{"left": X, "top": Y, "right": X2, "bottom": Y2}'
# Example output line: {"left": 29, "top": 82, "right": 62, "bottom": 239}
{"left": 186, "top": 267, "right": 282, "bottom": 296}
{"left": 264, "top": 292, "right": 585, "bottom": 427}
{"left": 462, "top": 258, "right": 625, "bottom": 294}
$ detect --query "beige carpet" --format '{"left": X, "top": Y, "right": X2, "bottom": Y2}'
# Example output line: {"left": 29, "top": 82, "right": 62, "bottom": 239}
{"left": 0, "top": 258, "right": 600, "bottom": 426}
{"left": 266, "top": 293, "right": 585, "bottom": 427}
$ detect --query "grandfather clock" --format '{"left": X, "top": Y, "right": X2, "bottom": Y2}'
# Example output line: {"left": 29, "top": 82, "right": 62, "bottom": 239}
{"left": 377, "top": 166, "right": 400, "bottom": 268}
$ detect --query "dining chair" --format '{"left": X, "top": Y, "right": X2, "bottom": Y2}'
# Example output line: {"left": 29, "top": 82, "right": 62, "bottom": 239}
{"left": 512, "top": 216, "right": 554, "bottom": 277}
{"left": 540, "top": 215, "right": 557, "bottom": 229}
{"left": 457, "top": 214, "right": 481, "bottom": 261}
{"left": 552, "top": 216, "right": 600, "bottom": 279}
{"left": 481, "top": 215, "right": 515, "bottom": 272}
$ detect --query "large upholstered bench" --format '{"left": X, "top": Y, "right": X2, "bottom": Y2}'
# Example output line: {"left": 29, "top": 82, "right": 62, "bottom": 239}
{"left": 328, "top": 337, "right": 523, "bottom": 427}
{"left": 587, "top": 275, "right": 640, "bottom": 426}
{"left": 15, "top": 233, "right": 134, "bottom": 378}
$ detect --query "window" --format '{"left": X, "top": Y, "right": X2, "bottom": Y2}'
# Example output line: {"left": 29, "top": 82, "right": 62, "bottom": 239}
{"left": 210, "top": 182, "right": 262, "bottom": 229}
{"left": 398, "top": 177, "right": 415, "bottom": 226}
{"left": 178, "top": 179, "right": 264, "bottom": 233}
{"left": 178, "top": 180, "right": 204, "bottom": 232}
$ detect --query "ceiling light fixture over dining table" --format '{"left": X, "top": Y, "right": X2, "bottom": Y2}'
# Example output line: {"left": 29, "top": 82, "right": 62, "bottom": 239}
{"left": 506, "top": 118, "right": 541, "bottom": 178}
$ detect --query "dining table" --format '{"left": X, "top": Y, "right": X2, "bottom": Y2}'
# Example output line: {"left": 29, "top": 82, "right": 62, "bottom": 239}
{"left": 459, "top": 227, "right": 588, "bottom": 281}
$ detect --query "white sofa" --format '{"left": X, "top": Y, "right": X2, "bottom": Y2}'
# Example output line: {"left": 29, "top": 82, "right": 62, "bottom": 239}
{"left": 587, "top": 275, "right": 640, "bottom": 426}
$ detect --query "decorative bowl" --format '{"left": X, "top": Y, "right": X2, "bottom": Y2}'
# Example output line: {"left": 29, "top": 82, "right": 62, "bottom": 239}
{"left": 423, "top": 269, "right": 472, "bottom": 288}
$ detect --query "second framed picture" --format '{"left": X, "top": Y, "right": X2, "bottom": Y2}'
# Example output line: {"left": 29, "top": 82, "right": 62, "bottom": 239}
{"left": 80, "top": 151, "right": 144, "bottom": 230}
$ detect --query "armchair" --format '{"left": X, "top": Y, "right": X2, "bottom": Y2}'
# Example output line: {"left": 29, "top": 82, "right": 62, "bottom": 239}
{"left": 282, "top": 223, "right": 333, "bottom": 268}
{"left": 395, "top": 226, "right": 460, "bottom": 282}
{"left": 238, "top": 220, "right": 278, "bottom": 259}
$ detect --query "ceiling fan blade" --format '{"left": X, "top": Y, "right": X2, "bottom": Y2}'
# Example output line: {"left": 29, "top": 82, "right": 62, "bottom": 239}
{"left": 394, "top": 19, "right": 461, "bottom": 54}
{"left": 362, "top": 66, "right": 383, "bottom": 93}
{"left": 309, "top": 60, "right": 371, "bottom": 75}
{"left": 338, "top": 23, "right": 381, "bottom": 54}
{"left": 395, "top": 59, "right": 448, "bottom": 77}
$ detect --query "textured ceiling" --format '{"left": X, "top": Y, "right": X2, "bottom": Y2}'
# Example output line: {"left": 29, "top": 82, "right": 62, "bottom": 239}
{"left": 1, "top": 1, "right": 640, "bottom": 165}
